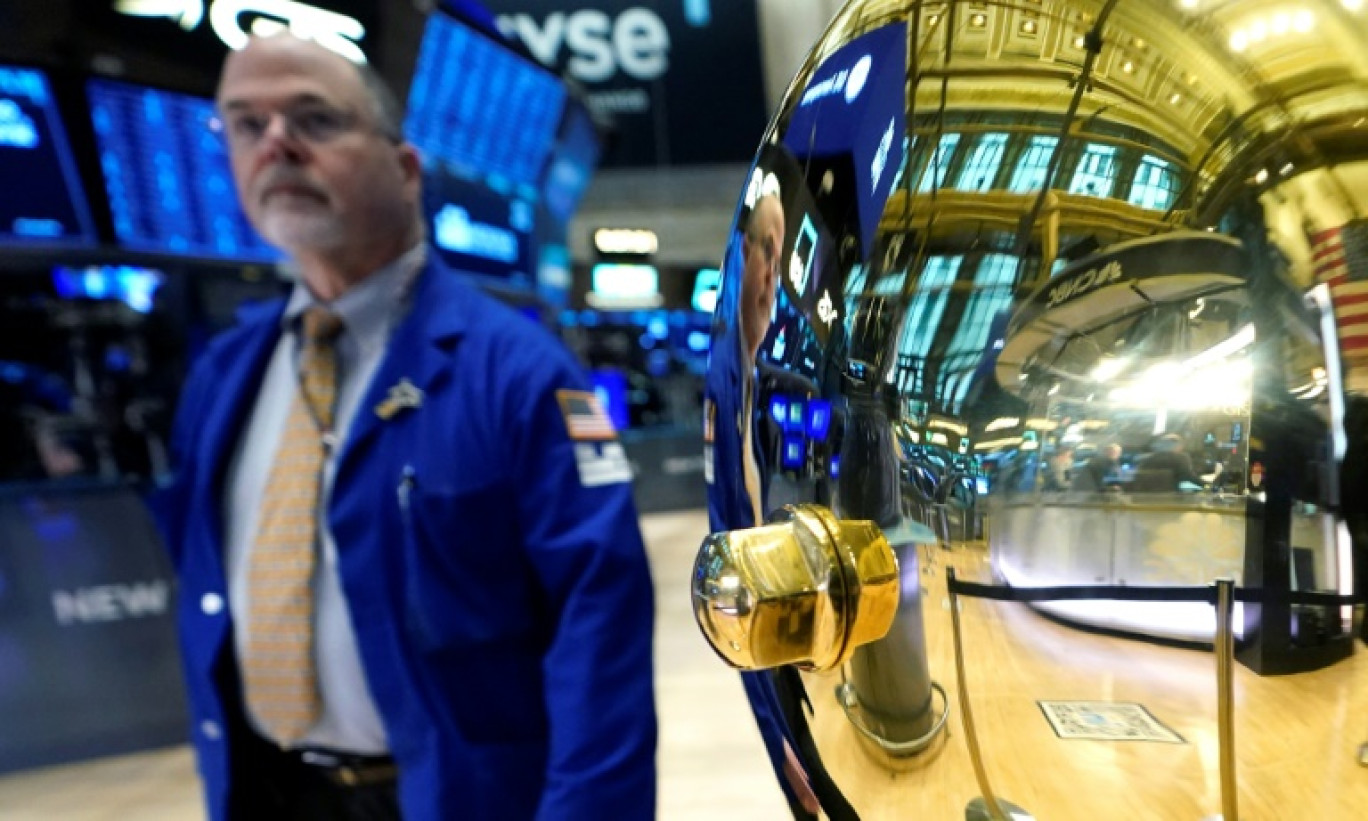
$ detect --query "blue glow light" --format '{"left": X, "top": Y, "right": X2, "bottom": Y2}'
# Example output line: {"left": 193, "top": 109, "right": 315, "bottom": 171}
{"left": 805, "top": 399, "right": 832, "bottom": 442}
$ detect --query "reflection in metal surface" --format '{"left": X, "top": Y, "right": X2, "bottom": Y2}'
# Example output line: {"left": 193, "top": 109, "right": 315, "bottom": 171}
{"left": 699, "top": 0, "right": 1367, "bottom": 815}
{"left": 692, "top": 504, "right": 899, "bottom": 671}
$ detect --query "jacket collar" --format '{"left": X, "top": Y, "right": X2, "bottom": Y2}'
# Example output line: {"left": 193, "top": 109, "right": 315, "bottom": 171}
{"left": 337, "top": 255, "right": 474, "bottom": 463}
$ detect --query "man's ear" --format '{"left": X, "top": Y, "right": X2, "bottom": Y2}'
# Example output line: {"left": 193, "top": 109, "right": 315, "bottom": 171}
{"left": 398, "top": 143, "right": 423, "bottom": 185}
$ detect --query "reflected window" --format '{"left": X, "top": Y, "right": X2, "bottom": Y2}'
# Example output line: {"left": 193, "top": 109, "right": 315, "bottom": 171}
{"left": 1009, "top": 135, "right": 1058, "bottom": 192}
{"left": 1128, "top": 155, "right": 1178, "bottom": 210}
{"left": 895, "top": 255, "right": 963, "bottom": 392}
{"left": 918, "top": 133, "right": 961, "bottom": 192}
{"left": 943, "top": 254, "right": 1018, "bottom": 411}
{"left": 890, "top": 135, "right": 916, "bottom": 190}
{"left": 873, "top": 271, "right": 906, "bottom": 295}
{"left": 956, "top": 133, "right": 1008, "bottom": 191}
{"left": 843, "top": 263, "right": 867, "bottom": 298}
{"left": 1069, "top": 143, "right": 1118, "bottom": 198}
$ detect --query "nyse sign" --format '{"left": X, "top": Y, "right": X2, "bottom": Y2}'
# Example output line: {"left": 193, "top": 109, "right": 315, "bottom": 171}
{"left": 484, "top": 0, "right": 766, "bottom": 167}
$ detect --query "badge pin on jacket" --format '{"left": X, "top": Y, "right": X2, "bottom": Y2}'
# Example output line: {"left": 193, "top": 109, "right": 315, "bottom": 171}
{"left": 375, "top": 378, "right": 424, "bottom": 420}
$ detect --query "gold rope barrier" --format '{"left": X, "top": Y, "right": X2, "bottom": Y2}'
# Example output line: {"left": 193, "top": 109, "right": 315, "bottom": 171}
{"left": 1214, "top": 577, "right": 1239, "bottom": 821}
{"left": 947, "top": 567, "right": 1033, "bottom": 821}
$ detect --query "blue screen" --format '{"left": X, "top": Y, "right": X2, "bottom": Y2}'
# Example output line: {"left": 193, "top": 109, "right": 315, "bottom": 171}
{"left": 805, "top": 399, "right": 832, "bottom": 442}
{"left": 87, "top": 79, "right": 279, "bottom": 262}
{"left": 0, "top": 66, "right": 96, "bottom": 247}
{"left": 541, "top": 102, "right": 600, "bottom": 224}
{"left": 406, "top": 12, "right": 566, "bottom": 191}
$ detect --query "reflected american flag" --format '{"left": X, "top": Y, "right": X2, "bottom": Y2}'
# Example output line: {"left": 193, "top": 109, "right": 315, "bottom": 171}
{"left": 1309, "top": 221, "right": 1368, "bottom": 367}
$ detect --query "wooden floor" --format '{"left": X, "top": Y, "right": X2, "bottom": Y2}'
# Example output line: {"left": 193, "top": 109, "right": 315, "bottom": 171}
{"left": 0, "top": 510, "right": 787, "bottom": 820}
{"left": 806, "top": 543, "right": 1368, "bottom": 820}
{"left": 3, "top": 511, "right": 1366, "bottom": 819}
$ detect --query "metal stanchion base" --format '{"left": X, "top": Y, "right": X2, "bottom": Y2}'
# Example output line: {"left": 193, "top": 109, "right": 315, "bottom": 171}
{"left": 965, "top": 796, "right": 1034, "bottom": 820}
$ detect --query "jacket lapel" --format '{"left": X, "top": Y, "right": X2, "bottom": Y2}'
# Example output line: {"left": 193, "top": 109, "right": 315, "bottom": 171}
{"left": 339, "top": 259, "right": 471, "bottom": 469}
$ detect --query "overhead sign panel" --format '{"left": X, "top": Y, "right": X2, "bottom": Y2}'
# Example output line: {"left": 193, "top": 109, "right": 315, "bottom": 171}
{"left": 485, "top": 0, "right": 767, "bottom": 167}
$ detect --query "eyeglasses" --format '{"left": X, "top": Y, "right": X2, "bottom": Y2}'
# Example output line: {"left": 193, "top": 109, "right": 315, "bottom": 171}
{"left": 211, "top": 103, "right": 393, "bottom": 150}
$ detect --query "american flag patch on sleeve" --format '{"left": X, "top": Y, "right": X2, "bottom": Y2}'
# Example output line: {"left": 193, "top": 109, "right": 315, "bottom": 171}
{"left": 556, "top": 390, "right": 618, "bottom": 441}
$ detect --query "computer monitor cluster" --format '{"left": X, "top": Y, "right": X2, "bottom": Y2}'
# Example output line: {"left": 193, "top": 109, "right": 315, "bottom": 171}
{"left": 1, "top": 8, "right": 599, "bottom": 280}
{"left": 406, "top": 9, "right": 601, "bottom": 235}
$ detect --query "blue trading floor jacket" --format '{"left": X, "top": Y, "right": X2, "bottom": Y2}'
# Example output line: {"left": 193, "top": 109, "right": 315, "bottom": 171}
{"left": 154, "top": 259, "right": 657, "bottom": 820}
{"left": 702, "top": 323, "right": 799, "bottom": 807}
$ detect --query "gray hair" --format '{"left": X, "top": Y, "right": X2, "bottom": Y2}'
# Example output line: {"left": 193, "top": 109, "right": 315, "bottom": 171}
{"left": 355, "top": 60, "right": 404, "bottom": 143}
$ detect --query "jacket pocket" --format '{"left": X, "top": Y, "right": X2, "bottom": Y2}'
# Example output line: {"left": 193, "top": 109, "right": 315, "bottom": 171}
{"left": 396, "top": 465, "right": 540, "bottom": 653}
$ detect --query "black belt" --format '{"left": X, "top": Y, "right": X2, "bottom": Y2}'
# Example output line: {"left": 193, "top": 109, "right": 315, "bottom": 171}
{"left": 289, "top": 748, "right": 399, "bottom": 789}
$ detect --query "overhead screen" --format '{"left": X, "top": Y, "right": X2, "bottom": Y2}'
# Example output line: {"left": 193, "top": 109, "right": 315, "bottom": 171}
{"left": 0, "top": 65, "right": 97, "bottom": 247}
{"left": 405, "top": 11, "right": 566, "bottom": 191}
{"left": 86, "top": 79, "right": 278, "bottom": 263}
{"left": 541, "top": 101, "right": 600, "bottom": 225}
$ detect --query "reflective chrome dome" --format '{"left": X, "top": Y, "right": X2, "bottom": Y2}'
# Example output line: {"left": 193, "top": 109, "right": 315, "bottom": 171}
{"left": 696, "top": 0, "right": 1367, "bottom": 816}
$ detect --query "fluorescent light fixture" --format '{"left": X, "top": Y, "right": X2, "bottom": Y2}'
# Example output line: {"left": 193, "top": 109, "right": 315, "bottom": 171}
{"left": 594, "top": 228, "right": 659, "bottom": 256}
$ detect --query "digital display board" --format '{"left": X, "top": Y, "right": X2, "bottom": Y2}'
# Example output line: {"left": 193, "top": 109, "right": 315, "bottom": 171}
{"left": 87, "top": 79, "right": 279, "bottom": 262}
{"left": 0, "top": 65, "right": 96, "bottom": 247}
{"left": 540, "top": 101, "right": 600, "bottom": 224}
{"left": 424, "top": 169, "right": 535, "bottom": 285}
{"left": 406, "top": 11, "right": 566, "bottom": 190}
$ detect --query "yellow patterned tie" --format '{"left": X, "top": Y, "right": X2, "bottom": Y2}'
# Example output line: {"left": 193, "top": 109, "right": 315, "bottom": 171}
{"left": 243, "top": 306, "right": 344, "bottom": 746}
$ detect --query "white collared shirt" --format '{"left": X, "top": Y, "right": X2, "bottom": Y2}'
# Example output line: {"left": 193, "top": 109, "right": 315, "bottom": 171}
{"left": 223, "top": 244, "right": 426, "bottom": 753}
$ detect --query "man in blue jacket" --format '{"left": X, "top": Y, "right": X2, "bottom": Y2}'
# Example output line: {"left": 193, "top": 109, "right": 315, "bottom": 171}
{"left": 704, "top": 194, "right": 826, "bottom": 817}
{"left": 154, "top": 32, "right": 656, "bottom": 820}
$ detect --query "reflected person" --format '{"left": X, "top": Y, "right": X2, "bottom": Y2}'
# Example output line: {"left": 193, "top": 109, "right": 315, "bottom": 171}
{"left": 1132, "top": 433, "right": 1202, "bottom": 492}
{"left": 152, "top": 34, "right": 655, "bottom": 821}
{"left": 704, "top": 194, "right": 823, "bottom": 817}
{"left": 1042, "top": 445, "right": 1074, "bottom": 492}
{"left": 1071, "top": 443, "right": 1121, "bottom": 492}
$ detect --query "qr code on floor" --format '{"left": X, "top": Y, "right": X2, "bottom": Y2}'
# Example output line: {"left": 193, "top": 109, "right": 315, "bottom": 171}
{"left": 1037, "top": 701, "right": 1184, "bottom": 743}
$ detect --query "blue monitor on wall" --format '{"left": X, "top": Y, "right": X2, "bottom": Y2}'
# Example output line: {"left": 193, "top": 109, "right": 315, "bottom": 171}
{"left": 86, "top": 79, "right": 279, "bottom": 263}
{"left": 0, "top": 65, "right": 97, "bottom": 247}
{"left": 540, "top": 101, "right": 601, "bottom": 225}
{"left": 406, "top": 11, "right": 566, "bottom": 193}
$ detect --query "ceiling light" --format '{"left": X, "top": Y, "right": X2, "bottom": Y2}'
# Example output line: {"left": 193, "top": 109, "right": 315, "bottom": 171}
{"left": 970, "top": 13, "right": 987, "bottom": 27}
{"left": 1133, "top": 38, "right": 1146, "bottom": 49}
{"left": 1230, "top": 30, "right": 1248, "bottom": 51}
{"left": 1342, "top": 0, "right": 1363, "bottom": 11}
{"left": 1122, "top": 60, "right": 1135, "bottom": 73}
{"left": 1021, "top": 19, "right": 1038, "bottom": 34}
{"left": 1188, "top": 74, "right": 1199, "bottom": 85}
{"left": 1271, "top": 12, "right": 1291, "bottom": 34}
{"left": 1073, "top": 35, "right": 1086, "bottom": 48}
{"left": 928, "top": 13, "right": 941, "bottom": 24}
{"left": 1169, "top": 93, "right": 1183, "bottom": 104}
{"left": 1255, "top": 168, "right": 1269, "bottom": 184}
{"left": 1180, "top": 0, "right": 1199, "bottom": 7}
{"left": 1248, "top": 20, "right": 1268, "bottom": 41}
{"left": 1293, "top": 9, "right": 1315, "bottom": 31}
{"left": 1280, "top": 162, "right": 1295, "bottom": 176}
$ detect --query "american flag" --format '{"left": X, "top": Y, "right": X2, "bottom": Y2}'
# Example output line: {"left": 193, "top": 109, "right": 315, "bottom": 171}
{"left": 1310, "top": 221, "right": 1368, "bottom": 366}
{"left": 556, "top": 390, "right": 618, "bottom": 442}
